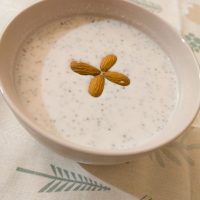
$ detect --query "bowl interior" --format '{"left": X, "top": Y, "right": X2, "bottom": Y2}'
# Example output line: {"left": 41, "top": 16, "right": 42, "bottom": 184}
{"left": 0, "top": 0, "right": 200, "bottom": 155}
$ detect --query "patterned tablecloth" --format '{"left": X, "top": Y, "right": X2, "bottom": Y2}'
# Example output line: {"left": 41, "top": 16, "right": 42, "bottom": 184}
{"left": 0, "top": 0, "right": 200, "bottom": 200}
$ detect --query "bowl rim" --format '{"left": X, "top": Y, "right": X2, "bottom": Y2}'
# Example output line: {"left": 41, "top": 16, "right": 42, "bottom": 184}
{"left": 1, "top": 0, "right": 200, "bottom": 157}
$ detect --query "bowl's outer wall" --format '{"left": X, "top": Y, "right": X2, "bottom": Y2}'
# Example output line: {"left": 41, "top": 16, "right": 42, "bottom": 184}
{"left": 0, "top": 0, "right": 200, "bottom": 164}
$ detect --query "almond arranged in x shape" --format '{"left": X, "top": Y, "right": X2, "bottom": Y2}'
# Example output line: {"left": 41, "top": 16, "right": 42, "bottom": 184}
{"left": 88, "top": 75, "right": 105, "bottom": 97}
{"left": 100, "top": 54, "right": 117, "bottom": 72}
{"left": 71, "top": 61, "right": 101, "bottom": 76}
{"left": 70, "top": 54, "right": 130, "bottom": 97}
{"left": 104, "top": 71, "right": 130, "bottom": 86}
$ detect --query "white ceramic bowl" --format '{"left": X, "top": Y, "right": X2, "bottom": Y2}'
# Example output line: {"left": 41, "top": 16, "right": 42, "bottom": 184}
{"left": 0, "top": 0, "right": 200, "bottom": 165}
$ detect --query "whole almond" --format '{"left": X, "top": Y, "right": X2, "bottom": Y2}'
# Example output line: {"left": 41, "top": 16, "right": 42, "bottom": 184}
{"left": 104, "top": 71, "right": 130, "bottom": 86}
{"left": 71, "top": 61, "right": 101, "bottom": 76}
{"left": 100, "top": 54, "right": 117, "bottom": 72}
{"left": 88, "top": 75, "right": 105, "bottom": 97}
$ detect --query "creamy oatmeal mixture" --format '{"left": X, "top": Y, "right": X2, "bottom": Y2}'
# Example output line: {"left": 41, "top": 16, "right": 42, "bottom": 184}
{"left": 14, "top": 16, "right": 178, "bottom": 150}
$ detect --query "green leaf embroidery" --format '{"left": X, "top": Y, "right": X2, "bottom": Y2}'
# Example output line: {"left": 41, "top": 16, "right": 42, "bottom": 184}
{"left": 47, "top": 181, "right": 62, "bottom": 192}
{"left": 16, "top": 164, "right": 111, "bottom": 192}
{"left": 78, "top": 174, "right": 83, "bottom": 181}
{"left": 55, "top": 182, "right": 68, "bottom": 192}
{"left": 50, "top": 164, "right": 57, "bottom": 176}
{"left": 71, "top": 172, "right": 77, "bottom": 180}
{"left": 131, "top": 0, "right": 162, "bottom": 13}
{"left": 57, "top": 167, "right": 63, "bottom": 177}
{"left": 184, "top": 33, "right": 200, "bottom": 52}
{"left": 154, "top": 150, "right": 165, "bottom": 168}
{"left": 64, "top": 169, "right": 70, "bottom": 178}
{"left": 80, "top": 184, "right": 87, "bottom": 191}
{"left": 177, "top": 148, "right": 195, "bottom": 166}
{"left": 186, "top": 144, "right": 200, "bottom": 150}
{"left": 65, "top": 182, "right": 76, "bottom": 191}
{"left": 73, "top": 183, "right": 82, "bottom": 191}
{"left": 161, "top": 148, "right": 181, "bottom": 166}
{"left": 39, "top": 180, "right": 56, "bottom": 193}
{"left": 149, "top": 138, "right": 200, "bottom": 167}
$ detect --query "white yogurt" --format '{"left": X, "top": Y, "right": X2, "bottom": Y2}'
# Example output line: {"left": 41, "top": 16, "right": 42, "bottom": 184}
{"left": 14, "top": 16, "right": 178, "bottom": 150}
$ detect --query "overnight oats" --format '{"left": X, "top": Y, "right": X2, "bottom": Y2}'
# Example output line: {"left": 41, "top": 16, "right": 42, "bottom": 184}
{"left": 14, "top": 15, "right": 178, "bottom": 150}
